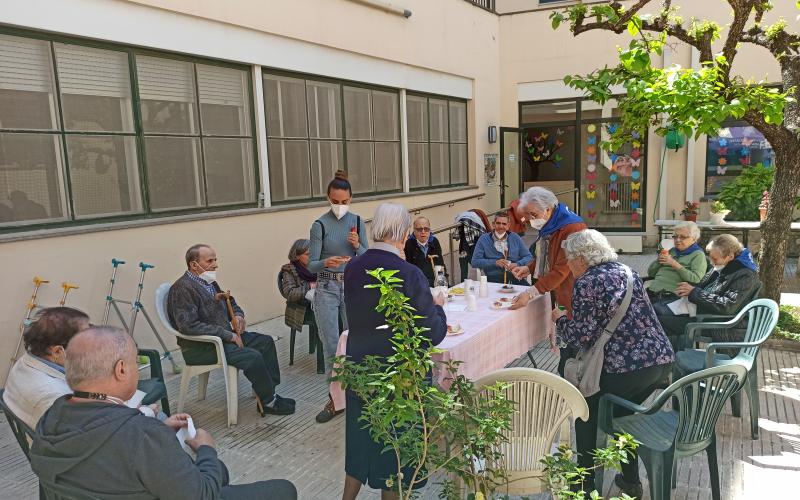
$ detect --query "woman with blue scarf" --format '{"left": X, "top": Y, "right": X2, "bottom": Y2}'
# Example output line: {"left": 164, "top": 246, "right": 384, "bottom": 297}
{"left": 646, "top": 221, "right": 707, "bottom": 301}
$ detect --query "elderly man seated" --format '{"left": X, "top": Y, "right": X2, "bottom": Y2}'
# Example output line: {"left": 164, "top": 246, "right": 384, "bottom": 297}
{"left": 404, "top": 216, "right": 446, "bottom": 287}
{"left": 30, "top": 326, "right": 297, "bottom": 500}
{"left": 471, "top": 212, "right": 532, "bottom": 285}
{"left": 168, "top": 243, "right": 294, "bottom": 416}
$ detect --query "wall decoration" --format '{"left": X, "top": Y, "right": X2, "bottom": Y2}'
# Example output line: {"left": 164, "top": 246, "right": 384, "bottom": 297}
{"left": 483, "top": 153, "right": 498, "bottom": 186}
{"left": 705, "top": 123, "right": 774, "bottom": 194}
{"left": 524, "top": 129, "right": 566, "bottom": 167}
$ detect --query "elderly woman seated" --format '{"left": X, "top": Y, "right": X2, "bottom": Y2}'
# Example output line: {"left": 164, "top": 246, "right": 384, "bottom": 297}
{"left": 279, "top": 239, "right": 317, "bottom": 339}
{"left": 646, "top": 221, "right": 707, "bottom": 302}
{"left": 655, "top": 233, "right": 761, "bottom": 349}
{"left": 553, "top": 229, "right": 674, "bottom": 497}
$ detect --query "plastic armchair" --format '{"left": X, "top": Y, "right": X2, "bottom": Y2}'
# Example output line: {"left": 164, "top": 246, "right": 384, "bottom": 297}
{"left": 472, "top": 367, "right": 590, "bottom": 496}
{"left": 154, "top": 283, "right": 239, "bottom": 427}
{"left": 674, "top": 298, "right": 778, "bottom": 439}
{"left": 277, "top": 271, "right": 323, "bottom": 372}
{"left": 136, "top": 348, "right": 170, "bottom": 416}
{"left": 596, "top": 364, "right": 748, "bottom": 500}
{"left": 0, "top": 389, "right": 35, "bottom": 461}
{"left": 680, "top": 285, "right": 762, "bottom": 348}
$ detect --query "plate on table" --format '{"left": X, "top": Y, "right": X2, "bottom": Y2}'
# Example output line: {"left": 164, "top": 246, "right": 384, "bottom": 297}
{"left": 498, "top": 285, "right": 516, "bottom": 294}
{"left": 491, "top": 299, "right": 514, "bottom": 310}
{"left": 447, "top": 324, "right": 465, "bottom": 335}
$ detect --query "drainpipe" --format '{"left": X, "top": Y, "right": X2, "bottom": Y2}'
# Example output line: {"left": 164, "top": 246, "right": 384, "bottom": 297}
{"left": 349, "top": 0, "right": 412, "bottom": 18}
{"left": 685, "top": 47, "right": 701, "bottom": 203}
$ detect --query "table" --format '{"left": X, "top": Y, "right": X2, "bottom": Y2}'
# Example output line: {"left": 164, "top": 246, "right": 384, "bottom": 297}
{"left": 655, "top": 219, "right": 800, "bottom": 248}
{"left": 329, "top": 282, "right": 553, "bottom": 410}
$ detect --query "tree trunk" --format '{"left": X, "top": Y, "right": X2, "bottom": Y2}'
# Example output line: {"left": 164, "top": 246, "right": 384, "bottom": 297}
{"left": 758, "top": 141, "right": 800, "bottom": 303}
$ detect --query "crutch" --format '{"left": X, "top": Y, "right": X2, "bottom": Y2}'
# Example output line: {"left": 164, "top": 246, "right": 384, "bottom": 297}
{"left": 7, "top": 277, "right": 49, "bottom": 381}
{"left": 102, "top": 258, "right": 126, "bottom": 325}
{"left": 59, "top": 282, "right": 79, "bottom": 306}
{"left": 128, "top": 262, "right": 181, "bottom": 374}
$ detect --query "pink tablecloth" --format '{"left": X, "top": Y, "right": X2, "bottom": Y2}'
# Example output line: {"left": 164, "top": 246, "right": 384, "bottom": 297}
{"left": 330, "top": 282, "right": 553, "bottom": 411}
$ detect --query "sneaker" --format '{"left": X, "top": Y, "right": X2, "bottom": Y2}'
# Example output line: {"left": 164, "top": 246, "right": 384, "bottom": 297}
{"left": 275, "top": 395, "right": 295, "bottom": 407}
{"left": 315, "top": 398, "right": 343, "bottom": 423}
{"left": 614, "top": 473, "right": 643, "bottom": 498}
{"left": 265, "top": 397, "right": 295, "bottom": 415}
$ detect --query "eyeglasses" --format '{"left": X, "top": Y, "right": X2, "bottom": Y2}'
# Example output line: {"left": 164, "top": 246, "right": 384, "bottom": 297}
{"left": 414, "top": 227, "right": 431, "bottom": 232}
{"left": 672, "top": 234, "right": 692, "bottom": 240}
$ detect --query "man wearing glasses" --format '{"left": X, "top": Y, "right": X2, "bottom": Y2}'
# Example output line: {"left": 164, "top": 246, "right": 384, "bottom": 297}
{"left": 404, "top": 216, "right": 447, "bottom": 287}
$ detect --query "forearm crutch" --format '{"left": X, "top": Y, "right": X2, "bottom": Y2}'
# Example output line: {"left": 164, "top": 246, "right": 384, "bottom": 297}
{"left": 7, "top": 277, "right": 49, "bottom": 381}
{"left": 101, "top": 258, "right": 125, "bottom": 325}
{"left": 59, "top": 282, "right": 79, "bottom": 306}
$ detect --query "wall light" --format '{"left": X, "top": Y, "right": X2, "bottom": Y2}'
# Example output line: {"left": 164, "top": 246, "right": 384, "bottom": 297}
{"left": 488, "top": 126, "right": 497, "bottom": 144}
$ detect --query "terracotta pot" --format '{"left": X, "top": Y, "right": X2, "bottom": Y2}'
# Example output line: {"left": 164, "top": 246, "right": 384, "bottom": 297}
{"left": 760, "top": 208, "right": 767, "bottom": 222}
{"left": 683, "top": 214, "right": 697, "bottom": 222}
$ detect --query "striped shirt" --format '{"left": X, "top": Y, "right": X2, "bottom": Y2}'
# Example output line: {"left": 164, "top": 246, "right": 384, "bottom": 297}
{"left": 185, "top": 271, "right": 216, "bottom": 297}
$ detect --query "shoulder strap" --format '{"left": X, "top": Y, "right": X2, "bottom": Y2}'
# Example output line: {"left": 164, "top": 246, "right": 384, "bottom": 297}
{"left": 603, "top": 265, "right": 634, "bottom": 335}
{"left": 315, "top": 219, "right": 325, "bottom": 240}
{"left": 356, "top": 215, "right": 361, "bottom": 231}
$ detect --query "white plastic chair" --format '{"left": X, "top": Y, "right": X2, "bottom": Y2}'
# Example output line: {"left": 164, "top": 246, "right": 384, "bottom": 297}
{"left": 473, "top": 367, "right": 590, "bottom": 496}
{"left": 154, "top": 283, "right": 240, "bottom": 427}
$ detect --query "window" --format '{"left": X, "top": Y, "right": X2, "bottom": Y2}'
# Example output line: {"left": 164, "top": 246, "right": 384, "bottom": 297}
{"left": 705, "top": 123, "right": 774, "bottom": 194}
{"left": 0, "top": 31, "right": 257, "bottom": 231}
{"left": 263, "top": 73, "right": 402, "bottom": 202}
{"left": 406, "top": 94, "right": 469, "bottom": 189}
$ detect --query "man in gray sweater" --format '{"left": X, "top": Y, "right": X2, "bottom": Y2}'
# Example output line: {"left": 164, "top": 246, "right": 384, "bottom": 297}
{"left": 30, "top": 326, "right": 297, "bottom": 500}
{"left": 168, "top": 243, "right": 294, "bottom": 416}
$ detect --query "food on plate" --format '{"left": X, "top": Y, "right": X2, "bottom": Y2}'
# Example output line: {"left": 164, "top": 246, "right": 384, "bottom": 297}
{"left": 492, "top": 300, "right": 513, "bottom": 310}
{"left": 449, "top": 287, "right": 465, "bottom": 295}
{"left": 497, "top": 297, "right": 512, "bottom": 303}
{"left": 447, "top": 323, "right": 463, "bottom": 334}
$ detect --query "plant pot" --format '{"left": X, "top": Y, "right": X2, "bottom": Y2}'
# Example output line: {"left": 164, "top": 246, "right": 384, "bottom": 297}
{"left": 683, "top": 214, "right": 697, "bottom": 222}
{"left": 709, "top": 210, "right": 730, "bottom": 225}
{"left": 759, "top": 208, "right": 767, "bottom": 222}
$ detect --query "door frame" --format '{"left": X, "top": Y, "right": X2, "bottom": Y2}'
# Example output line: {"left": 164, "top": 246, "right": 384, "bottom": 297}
{"left": 499, "top": 127, "right": 520, "bottom": 207}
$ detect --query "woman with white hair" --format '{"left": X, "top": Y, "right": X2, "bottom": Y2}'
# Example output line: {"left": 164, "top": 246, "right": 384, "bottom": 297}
{"left": 341, "top": 202, "right": 447, "bottom": 500}
{"left": 552, "top": 229, "right": 674, "bottom": 497}
{"left": 646, "top": 220, "right": 707, "bottom": 301}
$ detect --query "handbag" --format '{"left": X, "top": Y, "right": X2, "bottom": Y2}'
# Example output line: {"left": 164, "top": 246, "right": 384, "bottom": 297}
{"left": 563, "top": 265, "right": 634, "bottom": 397}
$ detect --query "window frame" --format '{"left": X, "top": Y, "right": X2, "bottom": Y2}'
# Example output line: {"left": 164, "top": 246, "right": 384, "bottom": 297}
{"left": 0, "top": 26, "right": 260, "bottom": 234}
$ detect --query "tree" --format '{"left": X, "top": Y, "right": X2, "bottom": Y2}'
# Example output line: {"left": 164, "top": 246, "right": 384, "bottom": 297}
{"left": 550, "top": 0, "right": 800, "bottom": 303}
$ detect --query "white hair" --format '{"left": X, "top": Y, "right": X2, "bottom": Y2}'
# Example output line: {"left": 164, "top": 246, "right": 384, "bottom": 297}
{"left": 519, "top": 186, "right": 558, "bottom": 212}
{"left": 673, "top": 220, "right": 701, "bottom": 240}
{"left": 371, "top": 202, "right": 412, "bottom": 243}
{"left": 562, "top": 229, "right": 618, "bottom": 267}
{"left": 65, "top": 326, "right": 135, "bottom": 390}
{"left": 706, "top": 233, "right": 743, "bottom": 258}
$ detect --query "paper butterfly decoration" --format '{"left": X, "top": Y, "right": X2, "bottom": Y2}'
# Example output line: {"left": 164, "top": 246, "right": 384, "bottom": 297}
{"left": 586, "top": 172, "right": 597, "bottom": 180}
{"left": 631, "top": 201, "right": 640, "bottom": 210}
{"left": 610, "top": 173, "right": 618, "bottom": 182}
{"left": 539, "top": 132, "right": 549, "bottom": 140}
{"left": 631, "top": 131, "right": 641, "bottom": 139}
{"left": 609, "top": 182, "right": 618, "bottom": 191}
{"left": 586, "top": 146, "right": 597, "bottom": 154}
{"left": 718, "top": 138, "right": 728, "bottom": 147}
{"left": 610, "top": 153, "right": 619, "bottom": 162}
{"left": 630, "top": 158, "right": 641, "bottom": 169}
{"left": 587, "top": 211, "right": 597, "bottom": 218}
{"left": 632, "top": 140, "right": 641, "bottom": 148}
{"left": 741, "top": 137, "right": 753, "bottom": 147}
{"left": 556, "top": 128, "right": 565, "bottom": 135}
{"left": 607, "top": 123, "right": 619, "bottom": 134}
{"left": 586, "top": 202, "right": 595, "bottom": 210}
{"left": 587, "top": 154, "right": 597, "bottom": 162}
{"left": 532, "top": 155, "right": 541, "bottom": 161}
{"left": 718, "top": 157, "right": 728, "bottom": 166}
{"left": 555, "top": 139, "right": 564, "bottom": 148}
{"left": 587, "top": 136, "right": 597, "bottom": 145}
{"left": 631, "top": 192, "right": 640, "bottom": 201}
{"left": 717, "top": 165, "right": 728, "bottom": 175}
{"left": 588, "top": 184, "right": 596, "bottom": 190}
{"left": 631, "top": 170, "right": 641, "bottom": 180}
{"left": 586, "top": 191, "right": 596, "bottom": 199}
{"left": 609, "top": 191, "right": 619, "bottom": 201}
{"left": 740, "top": 147, "right": 750, "bottom": 156}
{"left": 631, "top": 212, "right": 639, "bottom": 221}
{"left": 587, "top": 124, "right": 597, "bottom": 133}
{"left": 740, "top": 156, "right": 751, "bottom": 166}
{"left": 609, "top": 199, "right": 620, "bottom": 208}
{"left": 631, "top": 182, "right": 640, "bottom": 190}
{"left": 631, "top": 149, "right": 641, "bottom": 159}
{"left": 716, "top": 147, "right": 728, "bottom": 156}
{"left": 587, "top": 163, "right": 597, "bottom": 172}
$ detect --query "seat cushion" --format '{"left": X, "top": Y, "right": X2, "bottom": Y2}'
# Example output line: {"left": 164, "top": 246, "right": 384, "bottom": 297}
{"left": 675, "top": 349, "right": 732, "bottom": 375}
{"left": 612, "top": 411, "right": 679, "bottom": 453}
{"left": 138, "top": 379, "right": 167, "bottom": 405}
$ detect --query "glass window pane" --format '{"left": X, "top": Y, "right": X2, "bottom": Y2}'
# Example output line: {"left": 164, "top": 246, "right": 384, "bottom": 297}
{"left": 450, "top": 143, "right": 468, "bottom": 184}
{"left": 408, "top": 143, "right": 429, "bottom": 188}
{"left": 54, "top": 43, "right": 134, "bottom": 132}
{"left": 343, "top": 86, "right": 372, "bottom": 140}
{"left": 346, "top": 141, "right": 374, "bottom": 193}
{"left": 406, "top": 95, "right": 428, "bottom": 143}
{"left": 0, "top": 35, "right": 58, "bottom": 130}
{"left": 706, "top": 124, "right": 772, "bottom": 195}
{"left": 66, "top": 135, "right": 142, "bottom": 218}
{"left": 263, "top": 75, "right": 307, "bottom": 138}
{"left": 372, "top": 90, "right": 398, "bottom": 141}
{"left": 203, "top": 138, "right": 255, "bottom": 206}
{"left": 307, "top": 81, "right": 342, "bottom": 140}
{"left": 197, "top": 64, "right": 250, "bottom": 136}
{"left": 449, "top": 101, "right": 467, "bottom": 143}
{"left": 144, "top": 136, "right": 204, "bottom": 211}
{"left": 0, "top": 133, "right": 66, "bottom": 225}
{"left": 521, "top": 101, "right": 577, "bottom": 124}
{"left": 136, "top": 56, "right": 198, "bottom": 134}
{"left": 429, "top": 99, "right": 448, "bottom": 143}
{"left": 267, "top": 139, "right": 311, "bottom": 202}
{"left": 310, "top": 140, "right": 343, "bottom": 197}
{"left": 430, "top": 143, "right": 449, "bottom": 186}
{"left": 375, "top": 142, "right": 401, "bottom": 192}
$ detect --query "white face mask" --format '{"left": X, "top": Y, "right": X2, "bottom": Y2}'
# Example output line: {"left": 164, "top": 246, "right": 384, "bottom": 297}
{"left": 529, "top": 218, "right": 547, "bottom": 230}
{"left": 194, "top": 262, "right": 217, "bottom": 283}
{"left": 330, "top": 203, "right": 349, "bottom": 220}
{"left": 494, "top": 231, "right": 507, "bottom": 239}
{"left": 713, "top": 265, "right": 725, "bottom": 272}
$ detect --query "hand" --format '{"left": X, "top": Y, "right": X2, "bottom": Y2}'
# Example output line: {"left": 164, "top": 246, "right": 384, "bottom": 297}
{"left": 551, "top": 307, "right": 566, "bottom": 323}
{"left": 509, "top": 291, "right": 531, "bottom": 310}
{"left": 310, "top": 282, "right": 317, "bottom": 289}
{"left": 548, "top": 331, "right": 559, "bottom": 354}
{"left": 495, "top": 259, "right": 511, "bottom": 269}
{"left": 324, "top": 256, "right": 347, "bottom": 268}
{"left": 233, "top": 315, "right": 246, "bottom": 334}
{"left": 185, "top": 428, "right": 216, "bottom": 451}
{"left": 512, "top": 266, "right": 531, "bottom": 279}
{"left": 658, "top": 252, "right": 678, "bottom": 268}
{"left": 163, "top": 413, "right": 192, "bottom": 432}
{"left": 231, "top": 334, "right": 243, "bottom": 348}
{"left": 347, "top": 231, "right": 359, "bottom": 250}
{"left": 433, "top": 292, "right": 446, "bottom": 306}
{"left": 675, "top": 282, "right": 695, "bottom": 297}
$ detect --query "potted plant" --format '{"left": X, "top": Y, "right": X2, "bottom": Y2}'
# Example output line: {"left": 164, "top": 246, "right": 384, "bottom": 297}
{"left": 759, "top": 191, "right": 770, "bottom": 222}
{"left": 709, "top": 200, "right": 730, "bottom": 225}
{"left": 681, "top": 201, "right": 699, "bottom": 222}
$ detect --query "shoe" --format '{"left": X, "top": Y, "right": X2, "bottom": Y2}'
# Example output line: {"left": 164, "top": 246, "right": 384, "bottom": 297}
{"left": 275, "top": 395, "right": 295, "bottom": 407}
{"left": 614, "top": 474, "right": 643, "bottom": 498}
{"left": 315, "top": 398, "right": 343, "bottom": 423}
{"left": 265, "top": 397, "right": 295, "bottom": 415}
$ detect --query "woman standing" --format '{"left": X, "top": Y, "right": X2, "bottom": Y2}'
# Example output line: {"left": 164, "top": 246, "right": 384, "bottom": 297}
{"left": 308, "top": 171, "right": 368, "bottom": 423}
{"left": 553, "top": 230, "right": 674, "bottom": 497}
{"left": 342, "top": 202, "right": 447, "bottom": 500}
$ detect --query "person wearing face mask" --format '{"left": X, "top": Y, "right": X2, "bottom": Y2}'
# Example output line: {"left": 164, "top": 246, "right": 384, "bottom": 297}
{"left": 308, "top": 170, "right": 368, "bottom": 423}
{"left": 279, "top": 239, "right": 321, "bottom": 371}
{"left": 168, "top": 244, "right": 295, "bottom": 417}
{"left": 655, "top": 233, "right": 762, "bottom": 349}
{"left": 470, "top": 213, "right": 532, "bottom": 285}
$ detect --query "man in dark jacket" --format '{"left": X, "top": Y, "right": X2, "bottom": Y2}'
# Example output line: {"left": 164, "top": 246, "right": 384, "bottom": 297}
{"left": 404, "top": 216, "right": 446, "bottom": 287}
{"left": 30, "top": 326, "right": 297, "bottom": 500}
{"left": 167, "top": 243, "right": 294, "bottom": 416}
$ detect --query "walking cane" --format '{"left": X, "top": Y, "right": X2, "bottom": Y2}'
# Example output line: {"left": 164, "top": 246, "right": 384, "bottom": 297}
{"left": 7, "top": 277, "right": 49, "bottom": 381}
{"left": 428, "top": 255, "right": 437, "bottom": 280}
{"left": 102, "top": 258, "right": 126, "bottom": 325}
{"left": 59, "top": 282, "right": 79, "bottom": 306}
{"left": 215, "top": 290, "right": 242, "bottom": 338}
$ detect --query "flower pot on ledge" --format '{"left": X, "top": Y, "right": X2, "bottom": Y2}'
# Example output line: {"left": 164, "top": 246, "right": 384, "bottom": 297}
{"left": 709, "top": 210, "right": 730, "bottom": 225}
{"left": 683, "top": 214, "right": 698, "bottom": 222}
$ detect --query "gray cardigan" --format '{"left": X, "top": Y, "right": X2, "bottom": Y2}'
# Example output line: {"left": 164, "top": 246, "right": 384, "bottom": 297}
{"left": 167, "top": 273, "right": 244, "bottom": 346}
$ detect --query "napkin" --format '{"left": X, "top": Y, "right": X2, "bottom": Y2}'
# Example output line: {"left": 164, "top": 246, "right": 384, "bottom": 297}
{"left": 176, "top": 416, "right": 197, "bottom": 455}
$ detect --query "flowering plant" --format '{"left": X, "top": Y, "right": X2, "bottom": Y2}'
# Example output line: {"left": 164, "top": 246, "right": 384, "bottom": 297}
{"left": 680, "top": 201, "right": 700, "bottom": 216}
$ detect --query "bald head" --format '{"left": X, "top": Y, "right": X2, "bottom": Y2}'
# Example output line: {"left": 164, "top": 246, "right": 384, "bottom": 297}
{"left": 66, "top": 327, "right": 138, "bottom": 395}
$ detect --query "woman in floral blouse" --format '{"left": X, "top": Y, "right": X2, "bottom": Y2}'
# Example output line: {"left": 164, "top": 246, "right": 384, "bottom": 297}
{"left": 552, "top": 229, "right": 674, "bottom": 497}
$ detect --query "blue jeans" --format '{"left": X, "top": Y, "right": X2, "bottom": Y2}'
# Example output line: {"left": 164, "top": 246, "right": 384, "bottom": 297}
{"left": 313, "top": 278, "right": 348, "bottom": 373}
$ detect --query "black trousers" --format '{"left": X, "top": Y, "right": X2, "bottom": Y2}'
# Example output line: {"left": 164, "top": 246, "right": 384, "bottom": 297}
{"left": 222, "top": 479, "right": 297, "bottom": 500}
{"left": 575, "top": 363, "right": 673, "bottom": 488}
{"left": 181, "top": 331, "right": 281, "bottom": 402}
